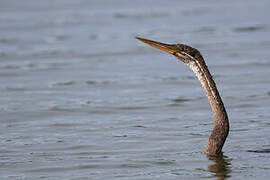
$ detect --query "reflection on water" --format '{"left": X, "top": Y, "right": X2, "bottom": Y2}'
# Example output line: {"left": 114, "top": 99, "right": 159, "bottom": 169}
{"left": 207, "top": 154, "right": 232, "bottom": 180}
{"left": 247, "top": 149, "right": 270, "bottom": 153}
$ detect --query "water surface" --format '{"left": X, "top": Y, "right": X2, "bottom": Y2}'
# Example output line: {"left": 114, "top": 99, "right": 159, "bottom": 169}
{"left": 1, "top": 0, "right": 270, "bottom": 179}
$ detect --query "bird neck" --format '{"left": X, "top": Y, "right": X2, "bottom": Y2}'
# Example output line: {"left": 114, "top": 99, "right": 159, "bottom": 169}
{"left": 187, "top": 60, "right": 229, "bottom": 156}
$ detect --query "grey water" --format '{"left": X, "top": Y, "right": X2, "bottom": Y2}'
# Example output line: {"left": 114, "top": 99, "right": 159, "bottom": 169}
{"left": 1, "top": 0, "right": 270, "bottom": 179}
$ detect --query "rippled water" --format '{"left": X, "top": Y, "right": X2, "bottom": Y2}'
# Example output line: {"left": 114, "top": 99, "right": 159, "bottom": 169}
{"left": 1, "top": 0, "right": 270, "bottom": 179}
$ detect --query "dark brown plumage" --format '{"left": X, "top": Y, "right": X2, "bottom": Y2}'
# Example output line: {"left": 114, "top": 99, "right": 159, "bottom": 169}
{"left": 136, "top": 37, "right": 229, "bottom": 156}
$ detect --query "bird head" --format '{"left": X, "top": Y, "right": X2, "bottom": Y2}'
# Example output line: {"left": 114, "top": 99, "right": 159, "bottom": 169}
{"left": 136, "top": 37, "right": 204, "bottom": 65}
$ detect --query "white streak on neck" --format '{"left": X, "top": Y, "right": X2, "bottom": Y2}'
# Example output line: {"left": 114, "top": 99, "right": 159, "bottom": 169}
{"left": 181, "top": 53, "right": 217, "bottom": 102}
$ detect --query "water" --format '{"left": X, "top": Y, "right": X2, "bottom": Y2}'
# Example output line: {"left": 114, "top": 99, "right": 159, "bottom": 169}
{"left": 1, "top": 0, "right": 270, "bottom": 179}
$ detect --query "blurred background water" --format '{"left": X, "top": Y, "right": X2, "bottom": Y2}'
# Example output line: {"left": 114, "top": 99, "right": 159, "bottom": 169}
{"left": 1, "top": 0, "right": 270, "bottom": 179}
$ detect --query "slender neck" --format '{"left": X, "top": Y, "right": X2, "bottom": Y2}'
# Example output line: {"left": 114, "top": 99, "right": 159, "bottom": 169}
{"left": 187, "top": 59, "right": 229, "bottom": 156}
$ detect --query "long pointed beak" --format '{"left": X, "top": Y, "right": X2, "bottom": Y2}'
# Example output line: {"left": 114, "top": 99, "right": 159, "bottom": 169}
{"left": 136, "top": 37, "right": 177, "bottom": 55}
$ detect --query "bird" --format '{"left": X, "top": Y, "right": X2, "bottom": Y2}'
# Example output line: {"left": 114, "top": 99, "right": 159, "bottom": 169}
{"left": 136, "top": 37, "right": 229, "bottom": 156}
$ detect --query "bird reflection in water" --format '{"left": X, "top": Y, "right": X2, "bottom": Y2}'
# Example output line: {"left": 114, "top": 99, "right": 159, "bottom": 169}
{"left": 207, "top": 153, "right": 232, "bottom": 180}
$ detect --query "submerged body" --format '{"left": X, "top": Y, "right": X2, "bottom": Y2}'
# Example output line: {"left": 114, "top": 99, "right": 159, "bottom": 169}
{"left": 136, "top": 37, "right": 229, "bottom": 156}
